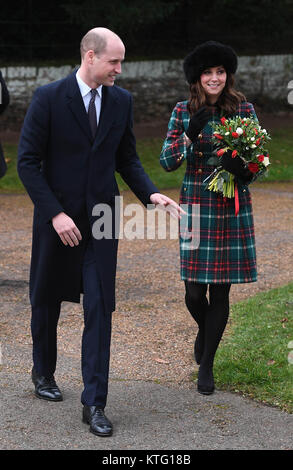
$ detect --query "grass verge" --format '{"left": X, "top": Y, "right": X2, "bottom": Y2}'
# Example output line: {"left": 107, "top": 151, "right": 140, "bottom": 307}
{"left": 1, "top": 128, "right": 292, "bottom": 193}
{"left": 0, "top": 143, "right": 25, "bottom": 193}
{"left": 199, "top": 283, "right": 293, "bottom": 413}
{"left": 0, "top": 129, "right": 293, "bottom": 193}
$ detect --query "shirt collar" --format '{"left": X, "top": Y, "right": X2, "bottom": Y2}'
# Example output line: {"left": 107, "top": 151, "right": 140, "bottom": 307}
{"left": 76, "top": 70, "right": 103, "bottom": 98}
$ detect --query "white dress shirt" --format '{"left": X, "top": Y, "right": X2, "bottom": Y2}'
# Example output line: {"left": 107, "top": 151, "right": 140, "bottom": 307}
{"left": 76, "top": 70, "right": 103, "bottom": 127}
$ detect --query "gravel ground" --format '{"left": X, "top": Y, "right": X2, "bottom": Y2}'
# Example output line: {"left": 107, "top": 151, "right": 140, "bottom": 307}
{"left": 0, "top": 182, "right": 292, "bottom": 450}
{"left": 0, "top": 183, "right": 292, "bottom": 385}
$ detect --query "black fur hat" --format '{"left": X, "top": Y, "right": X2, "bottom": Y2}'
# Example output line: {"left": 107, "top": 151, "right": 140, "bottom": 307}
{"left": 183, "top": 40, "right": 238, "bottom": 84}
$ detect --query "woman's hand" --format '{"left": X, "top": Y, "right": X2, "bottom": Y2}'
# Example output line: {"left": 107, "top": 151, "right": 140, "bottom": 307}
{"left": 221, "top": 151, "right": 253, "bottom": 182}
{"left": 185, "top": 107, "right": 213, "bottom": 143}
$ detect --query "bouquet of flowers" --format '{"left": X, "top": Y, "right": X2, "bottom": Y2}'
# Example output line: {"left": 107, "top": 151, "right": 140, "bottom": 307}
{"left": 204, "top": 115, "right": 271, "bottom": 199}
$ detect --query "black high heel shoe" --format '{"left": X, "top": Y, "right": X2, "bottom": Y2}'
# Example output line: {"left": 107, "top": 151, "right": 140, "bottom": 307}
{"left": 197, "top": 366, "right": 215, "bottom": 395}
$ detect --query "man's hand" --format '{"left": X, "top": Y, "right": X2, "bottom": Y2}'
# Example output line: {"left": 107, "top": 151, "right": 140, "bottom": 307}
{"left": 52, "top": 212, "right": 82, "bottom": 247}
{"left": 149, "top": 193, "right": 185, "bottom": 219}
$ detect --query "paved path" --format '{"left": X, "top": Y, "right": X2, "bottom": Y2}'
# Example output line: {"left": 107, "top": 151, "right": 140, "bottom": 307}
{"left": 0, "top": 183, "right": 292, "bottom": 450}
{"left": 1, "top": 343, "right": 292, "bottom": 450}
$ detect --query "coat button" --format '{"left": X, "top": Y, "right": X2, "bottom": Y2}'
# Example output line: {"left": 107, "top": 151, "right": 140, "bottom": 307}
{"left": 197, "top": 169, "right": 203, "bottom": 174}
{"left": 184, "top": 187, "right": 187, "bottom": 191}
{"left": 198, "top": 133, "right": 203, "bottom": 139}
{"left": 198, "top": 152, "right": 203, "bottom": 157}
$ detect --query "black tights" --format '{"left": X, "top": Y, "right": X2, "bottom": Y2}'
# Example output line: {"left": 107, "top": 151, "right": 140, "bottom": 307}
{"left": 185, "top": 281, "right": 231, "bottom": 391}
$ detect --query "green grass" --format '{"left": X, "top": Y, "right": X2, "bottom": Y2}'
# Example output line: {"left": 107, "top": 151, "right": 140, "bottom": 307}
{"left": 116, "top": 137, "right": 186, "bottom": 191}
{"left": 1, "top": 127, "right": 292, "bottom": 192}
{"left": 0, "top": 143, "right": 26, "bottom": 193}
{"left": 264, "top": 128, "right": 293, "bottom": 182}
{"left": 207, "top": 283, "right": 293, "bottom": 413}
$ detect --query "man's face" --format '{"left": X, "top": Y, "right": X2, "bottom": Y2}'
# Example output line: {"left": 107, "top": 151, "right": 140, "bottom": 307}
{"left": 91, "top": 38, "right": 125, "bottom": 87}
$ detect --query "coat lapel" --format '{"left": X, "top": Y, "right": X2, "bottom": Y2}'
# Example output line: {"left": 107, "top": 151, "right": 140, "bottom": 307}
{"left": 66, "top": 71, "right": 93, "bottom": 143}
{"left": 66, "top": 71, "right": 119, "bottom": 147}
{"left": 94, "top": 85, "right": 118, "bottom": 149}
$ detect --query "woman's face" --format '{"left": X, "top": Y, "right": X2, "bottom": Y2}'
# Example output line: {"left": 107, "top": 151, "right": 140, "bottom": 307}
{"left": 200, "top": 65, "right": 227, "bottom": 102}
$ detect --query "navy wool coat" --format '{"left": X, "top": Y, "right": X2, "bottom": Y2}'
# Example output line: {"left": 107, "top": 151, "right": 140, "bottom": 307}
{"left": 18, "top": 71, "right": 157, "bottom": 312}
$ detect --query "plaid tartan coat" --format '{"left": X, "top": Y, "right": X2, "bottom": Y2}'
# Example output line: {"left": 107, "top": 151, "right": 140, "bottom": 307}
{"left": 160, "top": 101, "right": 258, "bottom": 284}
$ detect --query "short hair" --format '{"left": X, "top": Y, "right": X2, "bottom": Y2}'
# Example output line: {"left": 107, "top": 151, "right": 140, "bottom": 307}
{"left": 80, "top": 31, "right": 107, "bottom": 59}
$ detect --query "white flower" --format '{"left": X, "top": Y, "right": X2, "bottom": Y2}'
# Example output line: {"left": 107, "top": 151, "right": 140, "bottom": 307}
{"left": 250, "top": 137, "right": 255, "bottom": 141}
{"left": 225, "top": 131, "right": 229, "bottom": 135}
{"left": 263, "top": 156, "right": 270, "bottom": 166}
{"left": 236, "top": 127, "right": 243, "bottom": 135}
{"left": 251, "top": 144, "right": 256, "bottom": 148}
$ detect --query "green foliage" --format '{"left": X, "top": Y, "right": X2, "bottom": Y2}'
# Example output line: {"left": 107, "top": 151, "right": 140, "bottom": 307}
{"left": 62, "top": 0, "right": 180, "bottom": 31}
{"left": 0, "top": 0, "right": 293, "bottom": 62}
{"left": 61, "top": 0, "right": 181, "bottom": 60}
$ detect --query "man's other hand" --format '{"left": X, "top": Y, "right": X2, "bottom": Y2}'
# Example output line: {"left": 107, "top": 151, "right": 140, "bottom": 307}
{"left": 52, "top": 212, "right": 82, "bottom": 247}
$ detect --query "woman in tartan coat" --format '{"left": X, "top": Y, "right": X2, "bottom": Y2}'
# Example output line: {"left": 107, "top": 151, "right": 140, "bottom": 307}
{"left": 160, "top": 41, "right": 259, "bottom": 395}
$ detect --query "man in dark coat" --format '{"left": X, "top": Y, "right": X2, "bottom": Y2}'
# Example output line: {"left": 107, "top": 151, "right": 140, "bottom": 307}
{"left": 18, "top": 27, "right": 182, "bottom": 437}
{"left": 0, "top": 70, "right": 9, "bottom": 178}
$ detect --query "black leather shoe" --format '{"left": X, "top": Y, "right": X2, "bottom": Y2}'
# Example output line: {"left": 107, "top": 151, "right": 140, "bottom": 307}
{"left": 82, "top": 405, "right": 113, "bottom": 437}
{"left": 31, "top": 367, "right": 63, "bottom": 401}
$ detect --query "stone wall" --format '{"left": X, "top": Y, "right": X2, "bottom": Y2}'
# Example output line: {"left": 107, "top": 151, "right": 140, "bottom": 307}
{"left": 1, "top": 54, "right": 293, "bottom": 130}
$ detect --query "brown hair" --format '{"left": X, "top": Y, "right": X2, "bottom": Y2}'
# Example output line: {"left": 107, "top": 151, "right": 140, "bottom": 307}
{"left": 187, "top": 74, "right": 246, "bottom": 116}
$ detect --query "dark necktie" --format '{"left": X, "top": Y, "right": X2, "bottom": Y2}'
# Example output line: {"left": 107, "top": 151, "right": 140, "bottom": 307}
{"left": 88, "top": 89, "right": 97, "bottom": 138}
